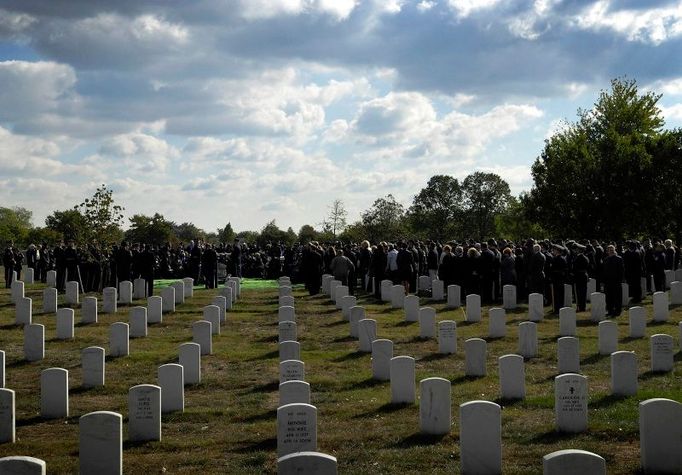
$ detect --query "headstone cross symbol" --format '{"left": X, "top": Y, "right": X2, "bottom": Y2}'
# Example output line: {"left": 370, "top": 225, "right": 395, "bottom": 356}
{"left": 569, "top": 387, "right": 575, "bottom": 394}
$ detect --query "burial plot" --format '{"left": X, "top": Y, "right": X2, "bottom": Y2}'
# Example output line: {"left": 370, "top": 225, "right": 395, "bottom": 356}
{"left": 590, "top": 293, "right": 606, "bottom": 322}
{"left": 465, "top": 294, "right": 481, "bottom": 322}
{"left": 518, "top": 322, "right": 538, "bottom": 358}
{"left": 158, "top": 364, "right": 184, "bottom": 413}
{"left": 0, "top": 388, "right": 14, "bottom": 443}
{"left": 438, "top": 320, "right": 457, "bottom": 354}
{"left": 277, "top": 403, "right": 317, "bottom": 457}
{"left": 557, "top": 337, "right": 580, "bottom": 374}
{"left": 24, "top": 324, "right": 44, "bottom": 361}
{"left": 41, "top": 368, "right": 68, "bottom": 419}
{"left": 502, "top": 284, "right": 516, "bottom": 310}
{"left": 128, "top": 384, "right": 161, "bottom": 442}
{"left": 358, "top": 319, "right": 377, "bottom": 353}
{"left": 82, "top": 296, "right": 97, "bottom": 324}
{"left": 650, "top": 334, "right": 674, "bottom": 372}
{"left": 321, "top": 275, "right": 332, "bottom": 295}
{"left": 404, "top": 295, "right": 419, "bottom": 322}
{"left": 279, "top": 306, "right": 295, "bottom": 323}
{"left": 542, "top": 449, "right": 605, "bottom": 475}
{"left": 431, "top": 279, "right": 444, "bottom": 301}
{"left": 447, "top": 284, "right": 461, "bottom": 308}
{"left": 179, "top": 343, "right": 201, "bottom": 385}
{"left": 554, "top": 373, "right": 587, "bottom": 432}
{"left": 277, "top": 451, "right": 337, "bottom": 475}
{"left": 559, "top": 307, "right": 576, "bottom": 336}
{"left": 119, "top": 281, "right": 133, "bottom": 305}
{"left": 103, "top": 287, "right": 117, "bottom": 314}
{"left": 56, "top": 308, "right": 74, "bottom": 340}
{"left": 220, "top": 286, "right": 234, "bottom": 310}
{"left": 79, "top": 411, "right": 122, "bottom": 475}
{"left": 161, "top": 287, "right": 175, "bottom": 313}
{"left": 82, "top": 347, "right": 105, "bottom": 388}
{"left": 465, "top": 338, "right": 487, "bottom": 377}
{"left": 280, "top": 360, "right": 305, "bottom": 383}
{"left": 653, "top": 291, "right": 669, "bottom": 322}
{"left": 639, "top": 398, "right": 682, "bottom": 474}
{"left": 279, "top": 321, "right": 297, "bottom": 343}
{"left": 528, "top": 293, "right": 544, "bottom": 322}
{"left": 42, "top": 288, "right": 57, "bottom": 314}
{"left": 147, "top": 296, "right": 163, "bottom": 324}
{"left": 202, "top": 305, "right": 221, "bottom": 335}
{"left": 279, "top": 381, "right": 311, "bottom": 406}
{"left": 329, "top": 280, "right": 341, "bottom": 302}
{"left": 15, "top": 297, "right": 31, "bottom": 325}
{"left": 459, "top": 401, "right": 502, "bottom": 475}
{"left": 109, "top": 323, "right": 129, "bottom": 357}
{"left": 390, "top": 356, "right": 415, "bottom": 404}
{"left": 419, "top": 307, "right": 436, "bottom": 339}
{"left": 628, "top": 306, "right": 646, "bottom": 338}
{"left": 0, "top": 456, "right": 46, "bottom": 474}
{"left": 665, "top": 269, "right": 674, "bottom": 289}
{"left": 193, "top": 321, "right": 212, "bottom": 355}
{"left": 498, "top": 354, "right": 525, "bottom": 400}
{"left": 610, "top": 351, "right": 637, "bottom": 396}
{"left": 419, "top": 377, "right": 451, "bottom": 435}
{"left": 349, "top": 306, "right": 364, "bottom": 338}
{"left": 390, "top": 285, "right": 405, "bottom": 308}
{"left": 24, "top": 267, "right": 34, "bottom": 284}
{"left": 598, "top": 320, "right": 618, "bottom": 355}
{"left": 279, "top": 341, "right": 300, "bottom": 362}
{"left": 371, "top": 339, "right": 393, "bottom": 381}
{"left": 488, "top": 307, "right": 506, "bottom": 338}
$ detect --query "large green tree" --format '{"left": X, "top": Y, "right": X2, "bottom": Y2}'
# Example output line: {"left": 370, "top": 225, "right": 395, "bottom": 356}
{"left": 0, "top": 206, "right": 33, "bottom": 247}
{"left": 525, "top": 78, "right": 675, "bottom": 239}
{"left": 461, "top": 172, "right": 512, "bottom": 240}
{"left": 75, "top": 184, "right": 125, "bottom": 246}
{"left": 125, "top": 213, "right": 175, "bottom": 246}
{"left": 408, "top": 175, "right": 463, "bottom": 240}
{"left": 361, "top": 194, "right": 406, "bottom": 242}
{"left": 45, "top": 209, "right": 88, "bottom": 243}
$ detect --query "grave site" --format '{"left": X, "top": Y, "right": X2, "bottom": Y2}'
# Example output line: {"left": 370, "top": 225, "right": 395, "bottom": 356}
{"left": 0, "top": 272, "right": 681, "bottom": 474}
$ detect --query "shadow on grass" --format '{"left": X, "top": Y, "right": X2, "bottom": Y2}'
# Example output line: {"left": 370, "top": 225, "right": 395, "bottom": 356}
{"left": 419, "top": 353, "right": 450, "bottom": 362}
{"left": 16, "top": 415, "right": 45, "bottom": 427}
{"left": 640, "top": 369, "right": 672, "bottom": 380}
{"left": 392, "top": 432, "right": 448, "bottom": 448}
{"left": 332, "top": 351, "right": 367, "bottom": 362}
{"left": 580, "top": 353, "right": 608, "bottom": 365}
{"left": 353, "top": 402, "right": 413, "bottom": 418}
{"left": 394, "top": 321, "right": 416, "bottom": 327}
{"left": 247, "top": 350, "right": 279, "bottom": 361}
{"left": 7, "top": 359, "right": 32, "bottom": 368}
{"left": 123, "top": 439, "right": 162, "bottom": 449}
{"left": 591, "top": 394, "right": 628, "bottom": 408}
{"left": 247, "top": 381, "right": 279, "bottom": 394}
{"left": 492, "top": 397, "right": 524, "bottom": 406}
{"left": 348, "top": 377, "right": 385, "bottom": 390}
{"left": 457, "top": 320, "right": 478, "bottom": 327}
{"left": 332, "top": 336, "right": 355, "bottom": 343}
{"left": 323, "top": 319, "right": 346, "bottom": 327}
{"left": 232, "top": 437, "right": 277, "bottom": 454}
{"left": 256, "top": 334, "right": 278, "bottom": 343}
{"left": 576, "top": 319, "right": 599, "bottom": 327}
{"left": 530, "top": 430, "right": 582, "bottom": 444}
{"left": 675, "top": 352, "right": 682, "bottom": 362}
{"left": 240, "top": 409, "right": 277, "bottom": 423}
{"left": 620, "top": 336, "right": 643, "bottom": 343}
{"left": 450, "top": 374, "right": 484, "bottom": 384}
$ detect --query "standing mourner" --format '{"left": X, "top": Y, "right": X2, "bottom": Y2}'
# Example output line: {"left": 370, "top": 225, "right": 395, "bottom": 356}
{"left": 3, "top": 241, "right": 15, "bottom": 288}
{"left": 572, "top": 244, "right": 590, "bottom": 312}
{"left": 396, "top": 241, "right": 415, "bottom": 295}
{"left": 330, "top": 249, "right": 354, "bottom": 287}
{"left": 603, "top": 244, "right": 624, "bottom": 317}
{"left": 550, "top": 244, "right": 567, "bottom": 315}
{"left": 529, "top": 244, "right": 546, "bottom": 297}
{"left": 623, "top": 241, "right": 643, "bottom": 304}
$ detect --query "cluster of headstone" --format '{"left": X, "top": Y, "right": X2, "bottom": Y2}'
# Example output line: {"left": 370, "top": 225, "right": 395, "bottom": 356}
{"left": 1, "top": 274, "right": 244, "bottom": 473}
{"left": 317, "top": 273, "right": 682, "bottom": 473}
{"left": 276, "top": 276, "right": 339, "bottom": 474}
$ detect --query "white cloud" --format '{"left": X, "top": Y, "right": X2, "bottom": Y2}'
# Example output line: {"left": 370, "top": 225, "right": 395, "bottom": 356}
{"left": 239, "top": 0, "right": 358, "bottom": 20}
{"left": 99, "top": 132, "right": 179, "bottom": 173}
{"left": 0, "top": 8, "right": 36, "bottom": 35}
{"left": 448, "top": 0, "right": 504, "bottom": 18}
{"left": 417, "top": 1, "right": 436, "bottom": 12}
{"left": 662, "top": 103, "right": 682, "bottom": 121}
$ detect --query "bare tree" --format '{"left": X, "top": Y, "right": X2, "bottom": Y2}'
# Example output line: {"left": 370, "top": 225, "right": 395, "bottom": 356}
{"left": 321, "top": 199, "right": 348, "bottom": 238}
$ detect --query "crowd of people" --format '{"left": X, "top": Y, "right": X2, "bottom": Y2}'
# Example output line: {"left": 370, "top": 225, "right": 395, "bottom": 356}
{"left": 3, "top": 236, "right": 679, "bottom": 319}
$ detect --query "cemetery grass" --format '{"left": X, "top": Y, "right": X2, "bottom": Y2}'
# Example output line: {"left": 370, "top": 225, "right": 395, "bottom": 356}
{"left": 1, "top": 278, "right": 681, "bottom": 474}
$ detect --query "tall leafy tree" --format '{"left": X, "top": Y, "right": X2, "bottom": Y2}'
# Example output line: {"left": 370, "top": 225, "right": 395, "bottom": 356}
{"left": 217, "top": 222, "right": 236, "bottom": 244}
{"left": 462, "top": 172, "right": 512, "bottom": 239}
{"left": 408, "top": 175, "right": 463, "bottom": 240}
{"left": 125, "top": 213, "right": 175, "bottom": 246}
{"left": 361, "top": 194, "right": 406, "bottom": 242}
{"left": 75, "top": 184, "right": 125, "bottom": 246}
{"left": 0, "top": 206, "right": 33, "bottom": 247}
{"left": 45, "top": 209, "right": 88, "bottom": 243}
{"left": 173, "top": 222, "right": 206, "bottom": 243}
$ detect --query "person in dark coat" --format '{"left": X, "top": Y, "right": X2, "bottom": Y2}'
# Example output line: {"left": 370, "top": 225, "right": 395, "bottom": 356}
{"left": 438, "top": 245, "right": 455, "bottom": 289}
{"left": 427, "top": 243, "right": 439, "bottom": 281}
{"left": 464, "top": 247, "right": 481, "bottom": 297}
{"left": 652, "top": 243, "right": 667, "bottom": 292}
{"left": 115, "top": 241, "right": 133, "bottom": 285}
{"left": 371, "top": 243, "right": 387, "bottom": 299}
{"left": 301, "top": 243, "right": 323, "bottom": 295}
{"left": 529, "top": 244, "right": 546, "bottom": 297}
{"left": 202, "top": 244, "right": 218, "bottom": 289}
{"left": 550, "top": 244, "right": 567, "bottom": 314}
{"left": 3, "top": 241, "right": 15, "bottom": 288}
{"left": 231, "top": 239, "right": 242, "bottom": 278}
{"left": 603, "top": 244, "right": 624, "bottom": 317}
{"left": 479, "top": 243, "right": 494, "bottom": 304}
{"left": 140, "top": 244, "right": 156, "bottom": 296}
{"left": 623, "top": 241, "right": 643, "bottom": 304}
{"left": 572, "top": 244, "right": 590, "bottom": 312}
{"left": 500, "top": 247, "right": 516, "bottom": 287}
{"left": 396, "top": 241, "right": 415, "bottom": 294}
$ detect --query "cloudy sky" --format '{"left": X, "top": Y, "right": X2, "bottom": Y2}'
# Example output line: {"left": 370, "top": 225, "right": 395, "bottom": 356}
{"left": 1, "top": 0, "right": 682, "bottom": 233}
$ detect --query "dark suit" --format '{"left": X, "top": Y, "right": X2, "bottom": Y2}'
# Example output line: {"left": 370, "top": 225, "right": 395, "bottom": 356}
{"left": 603, "top": 254, "right": 624, "bottom": 316}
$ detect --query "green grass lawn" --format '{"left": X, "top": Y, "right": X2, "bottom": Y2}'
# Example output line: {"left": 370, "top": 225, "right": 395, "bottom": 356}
{"left": 0, "top": 275, "right": 681, "bottom": 473}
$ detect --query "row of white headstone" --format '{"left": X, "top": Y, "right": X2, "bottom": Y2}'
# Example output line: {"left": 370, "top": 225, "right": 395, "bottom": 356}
{"left": 275, "top": 276, "right": 339, "bottom": 475}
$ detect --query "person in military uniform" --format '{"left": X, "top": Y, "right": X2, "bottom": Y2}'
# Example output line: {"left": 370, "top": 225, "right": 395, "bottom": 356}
{"left": 529, "top": 243, "right": 546, "bottom": 297}
{"left": 603, "top": 244, "right": 624, "bottom": 317}
{"left": 140, "top": 244, "right": 156, "bottom": 296}
{"left": 572, "top": 244, "right": 590, "bottom": 312}
{"left": 623, "top": 241, "right": 644, "bottom": 304}
{"left": 115, "top": 241, "right": 133, "bottom": 285}
{"left": 64, "top": 240, "right": 79, "bottom": 288}
{"left": 202, "top": 243, "right": 218, "bottom": 289}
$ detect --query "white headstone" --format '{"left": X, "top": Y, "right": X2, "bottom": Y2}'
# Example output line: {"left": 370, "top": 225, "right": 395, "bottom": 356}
{"left": 128, "top": 384, "right": 161, "bottom": 441}
{"left": 610, "top": 351, "right": 637, "bottom": 396}
{"left": 438, "top": 320, "right": 457, "bottom": 354}
{"left": 212, "top": 296, "right": 227, "bottom": 322}
{"left": 171, "top": 281, "right": 184, "bottom": 305}
{"left": 419, "top": 377, "right": 451, "bottom": 435}
{"left": 279, "top": 381, "right": 311, "bottom": 406}
{"left": 419, "top": 307, "right": 436, "bottom": 339}
{"left": 390, "top": 356, "right": 415, "bottom": 404}
{"left": 639, "top": 398, "right": 682, "bottom": 473}
{"left": 24, "top": 267, "right": 34, "bottom": 284}
{"left": 42, "top": 288, "right": 57, "bottom": 314}
{"left": 0, "top": 350, "right": 4, "bottom": 388}
{"left": 404, "top": 295, "right": 419, "bottom": 322}
{"left": 147, "top": 296, "right": 162, "bottom": 324}
{"left": 554, "top": 373, "right": 588, "bottom": 432}
{"left": 0, "top": 456, "right": 45, "bottom": 475}
{"left": 431, "top": 279, "right": 444, "bottom": 301}
{"left": 465, "top": 338, "right": 487, "bottom": 376}
{"left": 621, "top": 282, "right": 629, "bottom": 307}
{"left": 179, "top": 342, "right": 201, "bottom": 385}
{"left": 79, "top": 411, "right": 122, "bottom": 475}
{"left": 228, "top": 277, "right": 240, "bottom": 300}
{"left": 193, "top": 320, "right": 212, "bottom": 355}
{"left": 587, "top": 278, "right": 596, "bottom": 301}
{"left": 598, "top": 320, "right": 618, "bottom": 355}
{"left": 459, "top": 401, "right": 502, "bottom": 475}
{"left": 518, "top": 322, "right": 538, "bottom": 358}
{"left": 665, "top": 269, "right": 674, "bottom": 289}
{"left": 103, "top": 287, "right": 117, "bottom": 314}
{"left": 10, "top": 280, "right": 23, "bottom": 304}
{"left": 24, "top": 324, "right": 44, "bottom": 362}
{"left": 278, "top": 452, "right": 336, "bottom": 475}
{"left": 542, "top": 449, "right": 606, "bottom": 475}
{"left": 202, "top": 305, "right": 221, "bottom": 335}
{"left": 46, "top": 269, "right": 57, "bottom": 287}
{"left": 15, "top": 297, "right": 31, "bottom": 325}
{"left": 56, "top": 308, "right": 74, "bottom": 340}
{"left": 279, "top": 285, "right": 293, "bottom": 298}
{"left": 182, "top": 277, "right": 193, "bottom": 298}
{"left": 498, "top": 354, "right": 525, "bottom": 400}
{"left": 465, "top": 294, "right": 481, "bottom": 322}
{"left": 557, "top": 337, "right": 580, "bottom": 374}
{"left": 329, "top": 280, "right": 341, "bottom": 302}
{"left": 133, "top": 278, "right": 147, "bottom": 300}
{"left": 119, "top": 281, "right": 133, "bottom": 305}
{"left": 558, "top": 307, "right": 576, "bottom": 337}
{"left": 628, "top": 306, "right": 646, "bottom": 338}
{"left": 349, "top": 306, "right": 365, "bottom": 338}
{"left": 161, "top": 286, "right": 175, "bottom": 313}
{"left": 488, "top": 307, "right": 506, "bottom": 338}
{"left": 528, "top": 293, "right": 544, "bottom": 322}
{"left": 279, "top": 341, "right": 301, "bottom": 362}
{"left": 279, "top": 321, "right": 297, "bottom": 343}
{"left": 653, "top": 291, "right": 669, "bottom": 322}
{"left": 341, "top": 295, "right": 357, "bottom": 321}
{"left": 358, "top": 319, "right": 377, "bottom": 353}
{"left": 677, "top": 269, "right": 682, "bottom": 282}
{"left": 380, "top": 280, "right": 392, "bottom": 302}
{"left": 280, "top": 359, "right": 305, "bottom": 383}
{"left": 129, "top": 306, "right": 147, "bottom": 338}
{"left": 390, "top": 285, "right": 405, "bottom": 309}
{"left": 502, "top": 284, "right": 517, "bottom": 310}
{"left": 418, "top": 275, "right": 432, "bottom": 293}
{"left": 82, "top": 346, "right": 105, "bottom": 388}
{"left": 371, "top": 339, "right": 393, "bottom": 381}
{"left": 671, "top": 281, "right": 682, "bottom": 305}
{"left": 0, "top": 388, "right": 15, "bottom": 444}
{"left": 279, "top": 306, "right": 296, "bottom": 323}
{"left": 40, "top": 368, "right": 68, "bottom": 419}
{"left": 334, "top": 286, "right": 348, "bottom": 308}
{"left": 82, "top": 296, "right": 97, "bottom": 324}
{"left": 109, "top": 322, "right": 129, "bottom": 357}
{"left": 447, "top": 284, "right": 462, "bottom": 308}
{"left": 220, "top": 286, "right": 234, "bottom": 310}
{"left": 321, "top": 274, "right": 332, "bottom": 295}
{"left": 650, "top": 333, "right": 674, "bottom": 372}
{"left": 590, "top": 292, "right": 606, "bottom": 322}
{"left": 279, "top": 295, "right": 295, "bottom": 308}
{"left": 158, "top": 363, "right": 184, "bottom": 413}
{"left": 563, "top": 283, "right": 573, "bottom": 308}
{"left": 277, "top": 403, "right": 317, "bottom": 457}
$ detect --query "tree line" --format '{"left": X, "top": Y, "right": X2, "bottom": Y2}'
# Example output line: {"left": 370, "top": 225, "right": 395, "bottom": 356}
{"left": 1, "top": 78, "right": 681, "bottom": 248}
